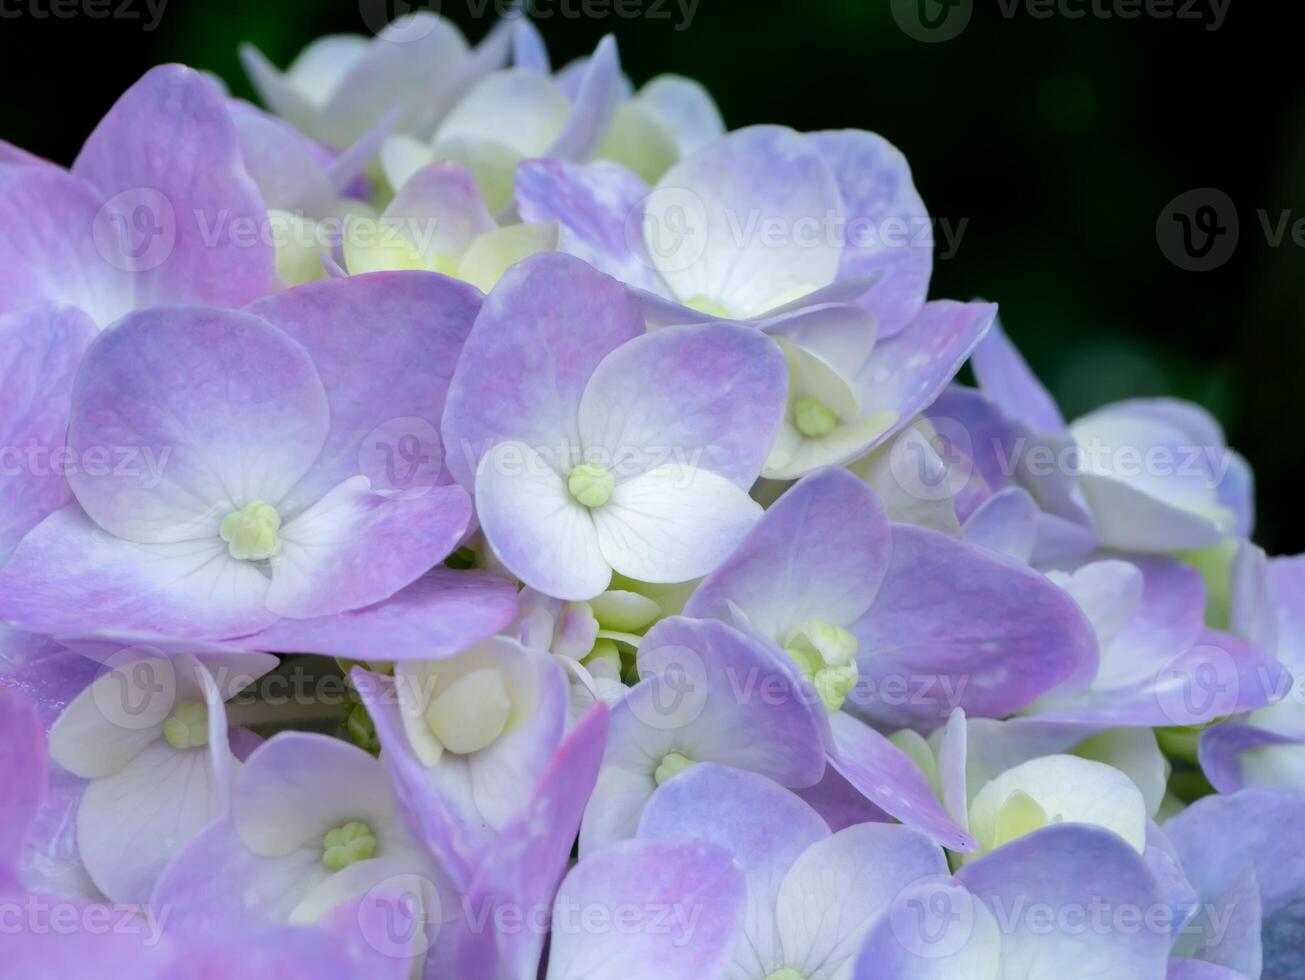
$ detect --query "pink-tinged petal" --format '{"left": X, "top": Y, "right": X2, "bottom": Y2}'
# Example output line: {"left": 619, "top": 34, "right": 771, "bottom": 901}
{"left": 67, "top": 306, "right": 329, "bottom": 542}
{"left": 545, "top": 838, "right": 745, "bottom": 980}
{"left": 828, "top": 712, "right": 976, "bottom": 852}
{"left": 647, "top": 125, "right": 842, "bottom": 317}
{"left": 549, "top": 35, "right": 622, "bottom": 162}
{"left": 583, "top": 618, "right": 827, "bottom": 852}
{"left": 246, "top": 271, "right": 481, "bottom": 512}
{"left": 0, "top": 688, "right": 44, "bottom": 882}
{"left": 228, "top": 99, "right": 337, "bottom": 215}
{"left": 2, "top": 920, "right": 161, "bottom": 978}
{"left": 0, "top": 140, "right": 50, "bottom": 167}
{"left": 243, "top": 567, "right": 517, "bottom": 661}
{"left": 807, "top": 129, "right": 931, "bottom": 339}
{"left": 0, "top": 165, "right": 134, "bottom": 324}
{"left": 454, "top": 705, "right": 609, "bottom": 980}
{"left": 442, "top": 252, "right": 644, "bottom": 489}
{"left": 962, "top": 486, "right": 1039, "bottom": 563}
{"left": 848, "top": 525, "right": 1098, "bottom": 729}
{"left": 686, "top": 467, "right": 891, "bottom": 645}
{"left": 592, "top": 463, "right": 764, "bottom": 585}
{"left": 475, "top": 442, "right": 611, "bottom": 601}
{"left": 0, "top": 506, "right": 276, "bottom": 639}
{"left": 970, "top": 318, "right": 1066, "bottom": 433}
{"left": 639, "top": 763, "right": 828, "bottom": 977}
{"left": 578, "top": 321, "right": 786, "bottom": 487}
{"left": 853, "top": 300, "right": 998, "bottom": 457}
{"left": 268, "top": 478, "right": 471, "bottom": 619}
{"left": 514, "top": 158, "right": 665, "bottom": 293}
{"left": 0, "top": 304, "right": 97, "bottom": 561}
{"left": 72, "top": 65, "right": 275, "bottom": 309}
{"left": 957, "top": 824, "right": 1172, "bottom": 977}
{"left": 794, "top": 766, "right": 891, "bottom": 832}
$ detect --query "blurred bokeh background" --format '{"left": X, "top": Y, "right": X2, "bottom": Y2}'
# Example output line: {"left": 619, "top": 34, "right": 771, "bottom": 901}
{"left": 3, "top": 0, "right": 1300, "bottom": 552}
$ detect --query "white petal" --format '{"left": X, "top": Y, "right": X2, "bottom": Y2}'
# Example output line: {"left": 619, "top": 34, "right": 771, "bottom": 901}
{"left": 77, "top": 740, "right": 232, "bottom": 903}
{"left": 967, "top": 755, "right": 1147, "bottom": 858}
{"left": 593, "top": 464, "right": 761, "bottom": 584}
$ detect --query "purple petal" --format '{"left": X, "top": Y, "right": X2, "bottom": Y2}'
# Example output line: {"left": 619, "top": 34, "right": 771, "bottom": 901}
{"left": 268, "top": 479, "right": 471, "bottom": 619}
{"left": 970, "top": 318, "right": 1066, "bottom": 432}
{"left": 0, "top": 165, "right": 134, "bottom": 324}
{"left": 545, "top": 838, "right": 745, "bottom": 980}
{"left": 0, "top": 304, "right": 97, "bottom": 561}
{"left": 1199, "top": 724, "right": 1301, "bottom": 794}
{"left": 242, "top": 567, "right": 517, "bottom": 661}
{"left": 639, "top": 762, "right": 829, "bottom": 975}
{"left": 441, "top": 252, "right": 644, "bottom": 489}
{"left": 246, "top": 271, "right": 482, "bottom": 511}
{"left": 66, "top": 305, "right": 329, "bottom": 542}
{"left": 957, "top": 824, "right": 1171, "bottom": 976}
{"left": 848, "top": 525, "right": 1098, "bottom": 729}
{"left": 514, "top": 158, "right": 664, "bottom": 293}
{"left": 583, "top": 617, "right": 827, "bottom": 851}
{"left": 0, "top": 688, "right": 44, "bottom": 882}
{"left": 686, "top": 467, "right": 891, "bottom": 647}
{"left": 454, "top": 705, "right": 609, "bottom": 980}
{"left": 0, "top": 506, "right": 277, "bottom": 638}
{"left": 647, "top": 125, "right": 842, "bottom": 317}
{"left": 548, "top": 35, "right": 622, "bottom": 162}
{"left": 72, "top": 65, "right": 275, "bottom": 310}
{"left": 828, "top": 712, "right": 976, "bottom": 852}
{"left": 961, "top": 486, "right": 1039, "bottom": 563}
{"left": 807, "top": 129, "right": 931, "bottom": 339}
{"left": 577, "top": 321, "right": 787, "bottom": 487}
{"left": 854, "top": 300, "right": 998, "bottom": 459}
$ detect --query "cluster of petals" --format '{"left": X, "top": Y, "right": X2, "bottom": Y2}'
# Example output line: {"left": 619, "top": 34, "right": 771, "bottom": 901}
{"left": 0, "top": 10, "right": 1301, "bottom": 980}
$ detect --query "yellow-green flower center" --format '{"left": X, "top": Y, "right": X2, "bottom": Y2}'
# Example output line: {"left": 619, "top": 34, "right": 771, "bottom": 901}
{"left": 684, "top": 295, "right": 734, "bottom": 318}
{"left": 219, "top": 500, "right": 283, "bottom": 561}
{"left": 766, "top": 970, "right": 805, "bottom": 980}
{"left": 654, "top": 751, "right": 695, "bottom": 786}
{"left": 568, "top": 463, "right": 615, "bottom": 509}
{"left": 322, "top": 821, "right": 377, "bottom": 870}
{"left": 793, "top": 396, "right": 839, "bottom": 437}
{"left": 162, "top": 701, "right": 209, "bottom": 750}
{"left": 784, "top": 620, "right": 860, "bottom": 713}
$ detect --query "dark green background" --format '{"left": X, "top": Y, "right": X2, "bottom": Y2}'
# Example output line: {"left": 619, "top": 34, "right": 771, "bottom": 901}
{"left": 3, "top": 0, "right": 1301, "bottom": 553}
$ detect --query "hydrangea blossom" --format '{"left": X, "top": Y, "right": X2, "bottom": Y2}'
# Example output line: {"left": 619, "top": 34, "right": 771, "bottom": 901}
{"left": 0, "top": 13, "right": 1297, "bottom": 980}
